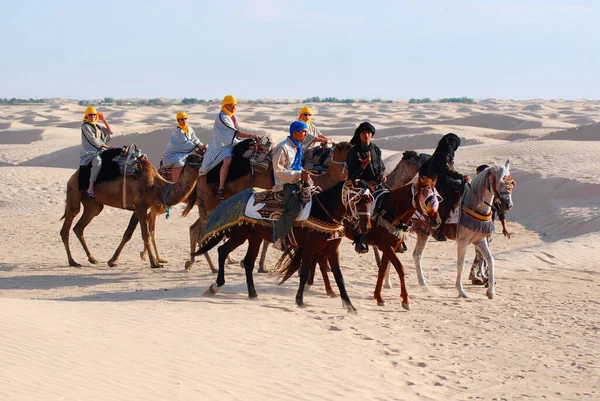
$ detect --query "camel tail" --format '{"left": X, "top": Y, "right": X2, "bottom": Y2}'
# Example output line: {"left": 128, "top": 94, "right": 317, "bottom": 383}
{"left": 181, "top": 189, "right": 197, "bottom": 217}
{"left": 274, "top": 247, "right": 302, "bottom": 284}
{"left": 192, "top": 234, "right": 224, "bottom": 256}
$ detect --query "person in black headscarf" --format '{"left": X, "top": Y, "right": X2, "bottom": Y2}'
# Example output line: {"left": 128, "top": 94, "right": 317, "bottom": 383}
{"left": 419, "top": 133, "right": 470, "bottom": 241}
{"left": 347, "top": 122, "right": 387, "bottom": 184}
{"left": 347, "top": 122, "right": 386, "bottom": 253}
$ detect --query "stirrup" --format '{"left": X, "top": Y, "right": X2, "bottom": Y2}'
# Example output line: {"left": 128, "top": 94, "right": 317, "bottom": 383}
{"left": 217, "top": 188, "right": 225, "bottom": 201}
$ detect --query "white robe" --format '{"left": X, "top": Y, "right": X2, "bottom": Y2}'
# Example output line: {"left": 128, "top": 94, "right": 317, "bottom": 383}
{"left": 199, "top": 111, "right": 241, "bottom": 175}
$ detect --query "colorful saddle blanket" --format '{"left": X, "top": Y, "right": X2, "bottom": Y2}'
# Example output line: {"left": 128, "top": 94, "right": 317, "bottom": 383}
{"left": 112, "top": 146, "right": 146, "bottom": 177}
{"left": 241, "top": 137, "right": 272, "bottom": 171}
{"left": 244, "top": 188, "right": 313, "bottom": 222}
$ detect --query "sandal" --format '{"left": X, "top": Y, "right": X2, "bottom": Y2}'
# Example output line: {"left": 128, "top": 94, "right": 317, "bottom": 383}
{"left": 86, "top": 192, "right": 96, "bottom": 198}
{"left": 217, "top": 189, "right": 225, "bottom": 201}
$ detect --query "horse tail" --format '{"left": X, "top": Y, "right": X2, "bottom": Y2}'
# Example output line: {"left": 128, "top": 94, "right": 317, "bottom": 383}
{"left": 274, "top": 247, "right": 303, "bottom": 284}
{"left": 182, "top": 188, "right": 197, "bottom": 217}
{"left": 192, "top": 233, "right": 223, "bottom": 256}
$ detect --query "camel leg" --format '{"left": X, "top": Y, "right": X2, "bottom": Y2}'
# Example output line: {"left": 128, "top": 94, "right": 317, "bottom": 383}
{"left": 474, "top": 238, "right": 495, "bottom": 299}
{"left": 60, "top": 193, "right": 82, "bottom": 267}
{"left": 455, "top": 238, "right": 470, "bottom": 298}
{"left": 241, "top": 234, "right": 263, "bottom": 299}
{"left": 327, "top": 246, "right": 357, "bottom": 314}
{"left": 137, "top": 206, "right": 161, "bottom": 269}
{"left": 387, "top": 249, "right": 411, "bottom": 310}
{"left": 72, "top": 202, "right": 104, "bottom": 265}
{"left": 144, "top": 205, "right": 167, "bottom": 264}
{"left": 374, "top": 251, "right": 390, "bottom": 306}
{"left": 413, "top": 233, "right": 430, "bottom": 288}
{"left": 257, "top": 240, "right": 270, "bottom": 273}
{"left": 108, "top": 212, "right": 139, "bottom": 267}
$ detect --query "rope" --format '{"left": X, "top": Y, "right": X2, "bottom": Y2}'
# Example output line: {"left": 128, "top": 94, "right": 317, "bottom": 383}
{"left": 163, "top": 183, "right": 173, "bottom": 219}
{"left": 122, "top": 143, "right": 137, "bottom": 209}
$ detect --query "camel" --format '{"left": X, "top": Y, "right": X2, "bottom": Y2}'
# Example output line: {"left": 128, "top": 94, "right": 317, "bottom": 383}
{"left": 182, "top": 141, "right": 353, "bottom": 273}
{"left": 60, "top": 149, "right": 203, "bottom": 269}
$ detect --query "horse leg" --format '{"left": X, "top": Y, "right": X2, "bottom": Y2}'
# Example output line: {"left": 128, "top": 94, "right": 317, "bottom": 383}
{"left": 387, "top": 249, "right": 411, "bottom": 310}
{"left": 242, "top": 234, "right": 263, "bottom": 299}
{"left": 257, "top": 240, "right": 270, "bottom": 273}
{"left": 72, "top": 202, "right": 104, "bottom": 264}
{"left": 60, "top": 196, "right": 81, "bottom": 267}
{"left": 374, "top": 251, "right": 390, "bottom": 306}
{"left": 413, "top": 233, "right": 430, "bottom": 287}
{"left": 455, "top": 238, "right": 470, "bottom": 298}
{"left": 319, "top": 255, "right": 336, "bottom": 298}
{"left": 208, "top": 227, "right": 249, "bottom": 294}
{"left": 327, "top": 246, "right": 357, "bottom": 314}
{"left": 295, "top": 250, "right": 312, "bottom": 308}
{"left": 375, "top": 248, "right": 393, "bottom": 289}
{"left": 306, "top": 259, "right": 316, "bottom": 292}
{"left": 107, "top": 212, "right": 139, "bottom": 267}
{"left": 475, "top": 238, "right": 495, "bottom": 299}
{"left": 137, "top": 206, "right": 161, "bottom": 269}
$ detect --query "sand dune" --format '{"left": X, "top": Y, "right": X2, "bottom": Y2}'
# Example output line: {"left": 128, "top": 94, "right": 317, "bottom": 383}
{"left": 0, "top": 100, "right": 599, "bottom": 400}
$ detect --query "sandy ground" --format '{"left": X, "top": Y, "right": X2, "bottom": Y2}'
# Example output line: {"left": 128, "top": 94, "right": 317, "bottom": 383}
{"left": 0, "top": 100, "right": 598, "bottom": 400}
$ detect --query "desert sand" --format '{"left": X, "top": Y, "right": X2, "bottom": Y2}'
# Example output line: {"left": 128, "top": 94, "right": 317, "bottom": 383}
{"left": 0, "top": 99, "right": 598, "bottom": 400}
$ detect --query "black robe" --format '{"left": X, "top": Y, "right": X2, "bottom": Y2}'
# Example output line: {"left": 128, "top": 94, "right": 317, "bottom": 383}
{"left": 347, "top": 143, "right": 386, "bottom": 183}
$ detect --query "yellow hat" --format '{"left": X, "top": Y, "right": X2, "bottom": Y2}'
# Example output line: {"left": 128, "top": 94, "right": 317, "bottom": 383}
{"left": 176, "top": 111, "right": 188, "bottom": 120}
{"left": 84, "top": 106, "right": 97, "bottom": 116}
{"left": 222, "top": 95, "right": 237, "bottom": 106}
{"left": 299, "top": 106, "right": 313, "bottom": 116}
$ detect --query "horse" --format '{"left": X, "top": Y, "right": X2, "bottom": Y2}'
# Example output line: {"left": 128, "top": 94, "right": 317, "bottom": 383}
{"left": 193, "top": 180, "right": 374, "bottom": 313}
{"left": 302, "top": 177, "right": 441, "bottom": 310}
{"left": 412, "top": 161, "right": 515, "bottom": 299}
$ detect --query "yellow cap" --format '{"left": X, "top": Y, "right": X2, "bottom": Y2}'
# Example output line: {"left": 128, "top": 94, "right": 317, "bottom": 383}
{"left": 222, "top": 95, "right": 237, "bottom": 106}
{"left": 176, "top": 111, "right": 188, "bottom": 120}
{"left": 299, "top": 106, "right": 313, "bottom": 116}
{"left": 84, "top": 106, "right": 97, "bottom": 116}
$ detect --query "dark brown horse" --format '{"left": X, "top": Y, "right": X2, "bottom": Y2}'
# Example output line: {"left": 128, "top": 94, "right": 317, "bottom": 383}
{"left": 193, "top": 180, "right": 374, "bottom": 312}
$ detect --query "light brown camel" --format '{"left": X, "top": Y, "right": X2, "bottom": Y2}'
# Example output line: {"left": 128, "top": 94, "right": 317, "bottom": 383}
{"left": 182, "top": 141, "right": 353, "bottom": 273}
{"left": 60, "top": 151, "right": 203, "bottom": 269}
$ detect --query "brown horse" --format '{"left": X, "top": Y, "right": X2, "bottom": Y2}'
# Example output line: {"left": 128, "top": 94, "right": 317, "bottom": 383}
{"left": 193, "top": 180, "right": 374, "bottom": 313}
{"left": 305, "top": 177, "right": 441, "bottom": 310}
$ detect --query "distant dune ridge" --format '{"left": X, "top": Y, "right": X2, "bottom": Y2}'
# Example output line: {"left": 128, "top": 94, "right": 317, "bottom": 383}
{"left": 0, "top": 99, "right": 599, "bottom": 400}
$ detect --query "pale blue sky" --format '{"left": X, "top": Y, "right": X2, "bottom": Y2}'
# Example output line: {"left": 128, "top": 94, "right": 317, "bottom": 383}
{"left": 1, "top": 0, "right": 598, "bottom": 100}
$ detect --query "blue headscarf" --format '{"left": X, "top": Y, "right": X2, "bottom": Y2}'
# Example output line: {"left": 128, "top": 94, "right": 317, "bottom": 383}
{"left": 288, "top": 120, "right": 308, "bottom": 171}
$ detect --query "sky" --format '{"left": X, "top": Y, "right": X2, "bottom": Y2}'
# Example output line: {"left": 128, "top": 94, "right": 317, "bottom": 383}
{"left": 1, "top": 0, "right": 599, "bottom": 100}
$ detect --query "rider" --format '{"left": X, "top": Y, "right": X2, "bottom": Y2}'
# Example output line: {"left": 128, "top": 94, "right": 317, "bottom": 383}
{"left": 199, "top": 95, "right": 259, "bottom": 201}
{"left": 271, "top": 120, "right": 312, "bottom": 251}
{"left": 298, "top": 106, "right": 329, "bottom": 143}
{"left": 80, "top": 106, "right": 115, "bottom": 198}
{"left": 469, "top": 164, "right": 511, "bottom": 284}
{"left": 419, "top": 133, "right": 470, "bottom": 241}
{"left": 347, "top": 121, "right": 386, "bottom": 253}
{"left": 161, "top": 111, "right": 206, "bottom": 182}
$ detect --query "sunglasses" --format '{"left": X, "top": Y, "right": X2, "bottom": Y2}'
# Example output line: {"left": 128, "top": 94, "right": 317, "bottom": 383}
{"left": 88, "top": 113, "right": 97, "bottom": 116}
{"left": 302, "top": 113, "right": 312, "bottom": 117}
{"left": 178, "top": 118, "right": 188, "bottom": 121}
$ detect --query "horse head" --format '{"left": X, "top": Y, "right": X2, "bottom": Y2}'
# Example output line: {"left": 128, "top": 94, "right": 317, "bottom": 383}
{"left": 417, "top": 176, "right": 442, "bottom": 230}
{"left": 343, "top": 179, "right": 375, "bottom": 235}
{"left": 490, "top": 160, "right": 515, "bottom": 212}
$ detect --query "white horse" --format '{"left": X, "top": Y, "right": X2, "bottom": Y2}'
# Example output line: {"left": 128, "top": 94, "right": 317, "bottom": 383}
{"left": 412, "top": 160, "right": 515, "bottom": 299}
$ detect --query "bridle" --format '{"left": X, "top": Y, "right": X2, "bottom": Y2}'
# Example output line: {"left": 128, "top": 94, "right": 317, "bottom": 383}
{"left": 486, "top": 171, "right": 515, "bottom": 210}
{"left": 342, "top": 181, "right": 374, "bottom": 222}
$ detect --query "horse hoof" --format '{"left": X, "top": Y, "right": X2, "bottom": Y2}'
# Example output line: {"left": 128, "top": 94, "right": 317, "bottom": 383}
{"left": 304, "top": 285, "right": 312, "bottom": 293}
{"left": 248, "top": 292, "right": 258, "bottom": 299}
{"left": 158, "top": 259, "right": 168, "bottom": 264}
{"left": 458, "top": 292, "right": 470, "bottom": 299}
{"left": 88, "top": 257, "right": 98, "bottom": 264}
{"left": 139, "top": 251, "right": 146, "bottom": 261}
{"left": 383, "top": 283, "right": 393, "bottom": 290}
{"left": 69, "top": 261, "right": 81, "bottom": 267}
{"left": 151, "top": 264, "right": 164, "bottom": 269}
{"left": 343, "top": 300, "right": 358, "bottom": 314}
{"left": 256, "top": 268, "right": 268, "bottom": 274}
{"left": 210, "top": 268, "right": 219, "bottom": 274}
{"left": 402, "top": 302, "right": 411, "bottom": 311}
{"left": 107, "top": 260, "right": 117, "bottom": 267}
{"left": 204, "top": 283, "right": 221, "bottom": 295}
{"left": 296, "top": 301, "right": 306, "bottom": 308}
{"left": 377, "top": 301, "right": 386, "bottom": 307}
{"left": 327, "top": 292, "right": 338, "bottom": 298}
{"left": 184, "top": 260, "right": 194, "bottom": 271}
{"left": 486, "top": 291, "right": 494, "bottom": 299}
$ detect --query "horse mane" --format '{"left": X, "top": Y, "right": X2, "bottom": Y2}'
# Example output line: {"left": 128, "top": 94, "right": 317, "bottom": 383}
{"left": 462, "top": 164, "right": 502, "bottom": 209}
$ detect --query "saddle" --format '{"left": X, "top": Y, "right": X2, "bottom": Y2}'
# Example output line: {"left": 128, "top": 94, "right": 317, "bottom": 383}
{"left": 303, "top": 143, "right": 334, "bottom": 175}
{"left": 158, "top": 147, "right": 205, "bottom": 182}
{"left": 78, "top": 147, "right": 145, "bottom": 191}
{"left": 244, "top": 186, "right": 315, "bottom": 222}
{"left": 206, "top": 138, "right": 272, "bottom": 185}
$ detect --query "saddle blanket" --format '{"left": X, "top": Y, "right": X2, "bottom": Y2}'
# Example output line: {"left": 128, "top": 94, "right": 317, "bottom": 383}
{"left": 244, "top": 188, "right": 312, "bottom": 222}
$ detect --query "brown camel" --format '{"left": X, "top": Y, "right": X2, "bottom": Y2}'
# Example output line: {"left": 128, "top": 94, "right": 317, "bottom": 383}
{"left": 182, "top": 141, "right": 353, "bottom": 273}
{"left": 60, "top": 151, "right": 203, "bottom": 269}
